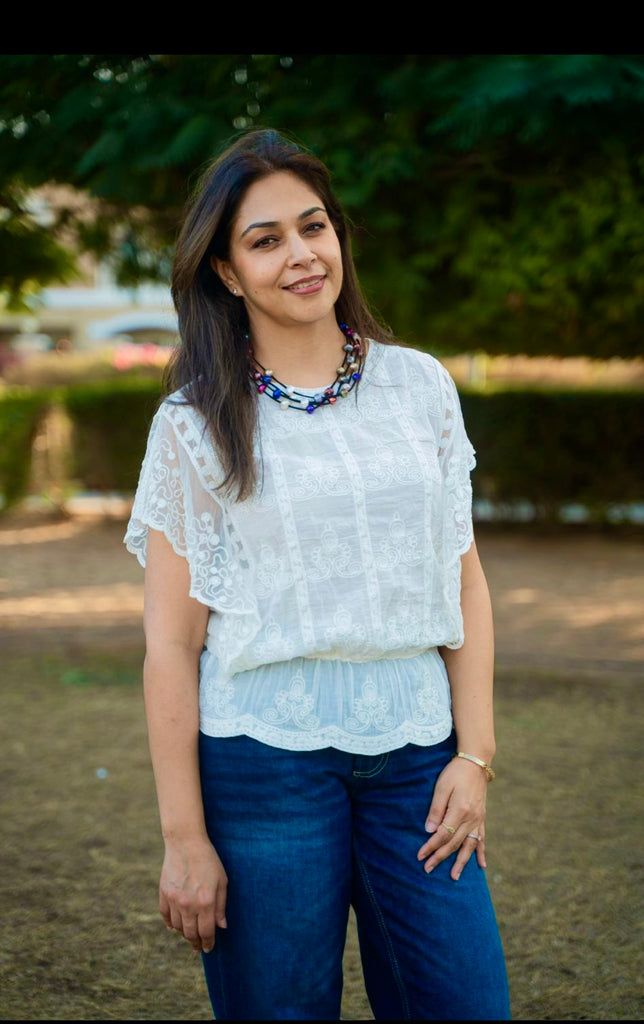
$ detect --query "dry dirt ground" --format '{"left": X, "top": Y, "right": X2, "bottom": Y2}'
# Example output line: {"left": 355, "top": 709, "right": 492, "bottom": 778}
{"left": 1, "top": 511, "right": 643, "bottom": 1021}
{"left": 1, "top": 510, "right": 642, "bottom": 680}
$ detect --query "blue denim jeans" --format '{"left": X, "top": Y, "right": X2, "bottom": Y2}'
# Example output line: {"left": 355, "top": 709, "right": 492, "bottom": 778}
{"left": 199, "top": 731, "right": 510, "bottom": 1021}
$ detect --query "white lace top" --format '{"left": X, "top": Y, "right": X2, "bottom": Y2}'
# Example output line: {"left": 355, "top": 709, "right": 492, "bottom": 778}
{"left": 124, "top": 340, "right": 476, "bottom": 754}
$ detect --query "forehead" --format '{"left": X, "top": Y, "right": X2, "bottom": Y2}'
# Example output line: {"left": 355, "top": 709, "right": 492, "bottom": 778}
{"left": 234, "top": 171, "right": 324, "bottom": 228}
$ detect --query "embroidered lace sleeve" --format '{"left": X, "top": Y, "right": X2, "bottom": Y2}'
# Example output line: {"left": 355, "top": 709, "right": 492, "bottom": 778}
{"left": 437, "top": 363, "right": 477, "bottom": 558}
{"left": 123, "top": 400, "right": 237, "bottom": 609}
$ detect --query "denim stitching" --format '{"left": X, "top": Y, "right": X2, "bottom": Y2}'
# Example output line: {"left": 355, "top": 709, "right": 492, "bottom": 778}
{"left": 353, "top": 840, "right": 411, "bottom": 1019}
{"left": 352, "top": 752, "right": 389, "bottom": 778}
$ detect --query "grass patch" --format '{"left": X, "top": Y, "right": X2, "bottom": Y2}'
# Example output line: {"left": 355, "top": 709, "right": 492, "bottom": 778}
{"left": 1, "top": 651, "right": 642, "bottom": 1020}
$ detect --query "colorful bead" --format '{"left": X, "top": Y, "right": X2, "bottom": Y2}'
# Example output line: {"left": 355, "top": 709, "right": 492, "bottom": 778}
{"left": 248, "top": 323, "right": 364, "bottom": 412}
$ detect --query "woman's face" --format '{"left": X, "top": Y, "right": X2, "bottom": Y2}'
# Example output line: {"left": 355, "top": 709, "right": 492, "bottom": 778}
{"left": 212, "top": 171, "right": 343, "bottom": 336}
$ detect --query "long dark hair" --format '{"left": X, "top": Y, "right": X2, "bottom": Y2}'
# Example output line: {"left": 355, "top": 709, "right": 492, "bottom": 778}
{"left": 165, "top": 127, "right": 394, "bottom": 500}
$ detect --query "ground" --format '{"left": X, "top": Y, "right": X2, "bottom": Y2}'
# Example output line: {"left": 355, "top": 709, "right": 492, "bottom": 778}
{"left": 1, "top": 509, "right": 643, "bottom": 1021}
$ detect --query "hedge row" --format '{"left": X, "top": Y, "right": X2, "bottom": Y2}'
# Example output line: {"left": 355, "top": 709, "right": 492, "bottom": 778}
{"left": 460, "top": 389, "right": 644, "bottom": 519}
{"left": 63, "top": 378, "right": 162, "bottom": 493}
{"left": 0, "top": 387, "right": 53, "bottom": 509}
{"left": 1, "top": 381, "right": 643, "bottom": 520}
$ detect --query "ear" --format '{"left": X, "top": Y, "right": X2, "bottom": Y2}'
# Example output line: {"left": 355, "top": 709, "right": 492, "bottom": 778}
{"left": 210, "top": 255, "right": 242, "bottom": 297}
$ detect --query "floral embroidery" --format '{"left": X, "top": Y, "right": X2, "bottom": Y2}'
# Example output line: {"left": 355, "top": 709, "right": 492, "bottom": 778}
{"left": 262, "top": 671, "right": 320, "bottom": 730}
{"left": 251, "top": 619, "right": 295, "bottom": 663}
{"left": 209, "top": 676, "right": 238, "bottom": 719}
{"left": 378, "top": 512, "right": 423, "bottom": 570}
{"left": 324, "top": 605, "right": 367, "bottom": 648}
{"left": 255, "top": 543, "right": 294, "bottom": 598}
{"left": 309, "top": 522, "right": 362, "bottom": 581}
{"left": 412, "top": 674, "right": 446, "bottom": 725}
{"left": 384, "top": 600, "right": 424, "bottom": 648}
{"left": 345, "top": 678, "right": 395, "bottom": 733}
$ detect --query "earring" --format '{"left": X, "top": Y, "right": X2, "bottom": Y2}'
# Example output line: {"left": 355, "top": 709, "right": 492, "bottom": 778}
{"left": 231, "top": 286, "right": 238, "bottom": 295}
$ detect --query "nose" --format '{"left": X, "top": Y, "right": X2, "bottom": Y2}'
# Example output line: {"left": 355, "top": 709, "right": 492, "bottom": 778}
{"left": 286, "top": 231, "right": 316, "bottom": 267}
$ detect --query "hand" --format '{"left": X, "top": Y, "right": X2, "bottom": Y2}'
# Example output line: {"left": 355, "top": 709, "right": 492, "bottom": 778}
{"left": 159, "top": 835, "right": 228, "bottom": 953}
{"left": 416, "top": 756, "right": 488, "bottom": 880}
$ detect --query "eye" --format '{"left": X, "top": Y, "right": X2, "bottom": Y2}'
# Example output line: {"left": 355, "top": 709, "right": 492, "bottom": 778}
{"left": 251, "top": 235, "right": 278, "bottom": 249}
{"left": 304, "top": 221, "right": 326, "bottom": 234}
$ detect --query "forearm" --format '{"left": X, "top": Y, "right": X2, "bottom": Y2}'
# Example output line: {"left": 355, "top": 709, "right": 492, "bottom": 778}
{"left": 420, "top": 543, "right": 497, "bottom": 877}
{"left": 143, "top": 645, "right": 208, "bottom": 842}
{"left": 440, "top": 546, "right": 496, "bottom": 764}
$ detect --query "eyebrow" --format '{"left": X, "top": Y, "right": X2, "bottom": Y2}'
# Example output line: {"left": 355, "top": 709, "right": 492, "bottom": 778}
{"left": 239, "top": 206, "right": 326, "bottom": 239}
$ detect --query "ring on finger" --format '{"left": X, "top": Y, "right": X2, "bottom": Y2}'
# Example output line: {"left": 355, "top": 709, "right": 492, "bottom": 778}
{"left": 441, "top": 822, "right": 456, "bottom": 835}
{"left": 467, "top": 832, "right": 482, "bottom": 841}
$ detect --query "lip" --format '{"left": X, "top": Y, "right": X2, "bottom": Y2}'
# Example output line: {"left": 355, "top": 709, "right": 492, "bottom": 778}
{"left": 283, "top": 275, "right": 326, "bottom": 294}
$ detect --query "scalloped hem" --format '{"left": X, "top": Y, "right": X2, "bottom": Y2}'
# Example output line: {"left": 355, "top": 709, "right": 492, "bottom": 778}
{"left": 198, "top": 715, "right": 454, "bottom": 755}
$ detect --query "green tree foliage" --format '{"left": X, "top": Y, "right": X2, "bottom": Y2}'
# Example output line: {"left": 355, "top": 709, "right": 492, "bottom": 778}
{"left": 2, "top": 54, "right": 644, "bottom": 356}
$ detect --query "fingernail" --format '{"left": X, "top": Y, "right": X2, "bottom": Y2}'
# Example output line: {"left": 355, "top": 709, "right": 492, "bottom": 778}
{"left": 425, "top": 822, "right": 437, "bottom": 833}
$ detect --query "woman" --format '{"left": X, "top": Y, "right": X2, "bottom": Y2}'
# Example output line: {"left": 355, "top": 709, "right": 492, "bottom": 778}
{"left": 124, "top": 127, "right": 511, "bottom": 1021}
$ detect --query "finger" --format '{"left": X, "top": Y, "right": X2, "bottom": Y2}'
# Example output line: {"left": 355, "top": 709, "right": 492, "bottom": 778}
{"left": 462, "top": 826, "right": 487, "bottom": 868}
{"left": 423, "top": 813, "right": 489, "bottom": 874}
{"left": 182, "top": 915, "right": 202, "bottom": 952}
{"left": 168, "top": 906, "right": 184, "bottom": 933}
{"left": 418, "top": 821, "right": 463, "bottom": 869}
{"left": 450, "top": 832, "right": 482, "bottom": 880}
{"left": 215, "top": 886, "right": 228, "bottom": 930}
{"left": 475, "top": 831, "right": 487, "bottom": 868}
{"left": 198, "top": 913, "right": 217, "bottom": 954}
{"left": 424, "top": 794, "right": 448, "bottom": 836}
{"left": 417, "top": 818, "right": 459, "bottom": 861}
{"left": 159, "top": 892, "right": 172, "bottom": 930}
{"left": 200, "top": 880, "right": 228, "bottom": 953}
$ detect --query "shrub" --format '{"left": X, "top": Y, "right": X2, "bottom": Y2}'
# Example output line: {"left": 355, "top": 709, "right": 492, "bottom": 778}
{"left": 461, "top": 388, "right": 644, "bottom": 520}
{"left": 0, "top": 387, "right": 52, "bottom": 510}
{"left": 62, "top": 378, "right": 163, "bottom": 493}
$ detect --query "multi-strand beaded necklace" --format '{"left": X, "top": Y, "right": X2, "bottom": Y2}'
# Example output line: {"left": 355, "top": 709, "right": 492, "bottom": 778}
{"left": 248, "top": 322, "right": 364, "bottom": 413}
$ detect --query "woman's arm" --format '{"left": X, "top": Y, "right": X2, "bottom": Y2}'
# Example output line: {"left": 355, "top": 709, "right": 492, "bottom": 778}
{"left": 417, "top": 537, "right": 497, "bottom": 879}
{"left": 441, "top": 537, "right": 496, "bottom": 765}
{"left": 143, "top": 527, "right": 228, "bottom": 952}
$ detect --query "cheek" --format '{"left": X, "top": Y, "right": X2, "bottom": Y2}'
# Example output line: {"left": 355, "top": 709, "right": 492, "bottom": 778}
{"left": 237, "top": 261, "right": 275, "bottom": 294}
{"left": 329, "top": 241, "right": 343, "bottom": 273}
{"left": 329, "top": 248, "right": 344, "bottom": 286}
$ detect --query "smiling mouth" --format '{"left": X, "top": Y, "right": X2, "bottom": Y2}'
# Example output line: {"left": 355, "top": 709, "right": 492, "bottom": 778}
{"left": 284, "top": 275, "right": 325, "bottom": 292}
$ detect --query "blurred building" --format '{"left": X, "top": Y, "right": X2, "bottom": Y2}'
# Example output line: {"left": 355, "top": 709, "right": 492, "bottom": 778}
{"left": 0, "top": 185, "right": 178, "bottom": 373}
{"left": 0, "top": 270, "right": 177, "bottom": 362}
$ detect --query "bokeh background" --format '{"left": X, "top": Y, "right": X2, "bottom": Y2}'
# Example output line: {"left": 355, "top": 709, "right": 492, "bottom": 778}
{"left": 1, "top": 54, "right": 643, "bottom": 1021}
{"left": 1, "top": 53, "right": 643, "bottom": 522}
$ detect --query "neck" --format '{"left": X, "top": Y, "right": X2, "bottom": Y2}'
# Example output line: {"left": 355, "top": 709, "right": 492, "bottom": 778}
{"left": 249, "top": 318, "right": 345, "bottom": 387}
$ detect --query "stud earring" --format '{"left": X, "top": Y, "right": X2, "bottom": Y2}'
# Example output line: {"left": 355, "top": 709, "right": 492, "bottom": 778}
{"left": 231, "top": 286, "right": 238, "bottom": 295}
